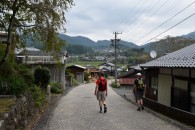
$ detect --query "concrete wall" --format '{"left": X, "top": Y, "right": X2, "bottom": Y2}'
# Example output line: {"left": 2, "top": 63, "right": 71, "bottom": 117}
{"left": 158, "top": 74, "right": 172, "bottom": 106}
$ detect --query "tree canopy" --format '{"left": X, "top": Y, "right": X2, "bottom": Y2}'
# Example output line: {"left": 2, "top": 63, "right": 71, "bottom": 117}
{"left": 0, "top": 0, "right": 74, "bottom": 66}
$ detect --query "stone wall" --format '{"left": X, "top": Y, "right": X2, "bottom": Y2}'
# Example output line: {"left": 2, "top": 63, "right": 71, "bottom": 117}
{"left": 0, "top": 94, "right": 39, "bottom": 130}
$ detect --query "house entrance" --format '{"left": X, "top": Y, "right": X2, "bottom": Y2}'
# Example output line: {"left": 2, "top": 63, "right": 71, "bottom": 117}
{"left": 76, "top": 72, "right": 83, "bottom": 83}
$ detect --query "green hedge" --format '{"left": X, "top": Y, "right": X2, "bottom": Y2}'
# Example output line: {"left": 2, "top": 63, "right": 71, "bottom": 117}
{"left": 28, "top": 85, "right": 46, "bottom": 107}
{"left": 34, "top": 66, "right": 50, "bottom": 89}
{"left": 50, "top": 82, "right": 63, "bottom": 94}
{"left": 0, "top": 62, "right": 33, "bottom": 96}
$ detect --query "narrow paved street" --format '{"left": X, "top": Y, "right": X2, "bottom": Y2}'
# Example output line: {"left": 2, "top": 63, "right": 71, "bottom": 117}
{"left": 47, "top": 82, "right": 184, "bottom": 130}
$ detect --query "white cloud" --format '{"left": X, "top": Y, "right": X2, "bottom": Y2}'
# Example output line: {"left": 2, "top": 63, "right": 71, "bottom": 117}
{"left": 65, "top": 0, "right": 195, "bottom": 45}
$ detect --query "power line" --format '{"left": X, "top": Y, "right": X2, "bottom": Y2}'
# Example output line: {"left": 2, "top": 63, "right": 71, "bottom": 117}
{"left": 124, "top": 0, "right": 171, "bottom": 39}
{"left": 123, "top": 0, "right": 164, "bottom": 39}
{"left": 115, "top": 0, "right": 141, "bottom": 31}
{"left": 134, "top": 1, "right": 195, "bottom": 43}
{"left": 142, "top": 11, "right": 195, "bottom": 44}
{"left": 118, "top": 0, "right": 161, "bottom": 37}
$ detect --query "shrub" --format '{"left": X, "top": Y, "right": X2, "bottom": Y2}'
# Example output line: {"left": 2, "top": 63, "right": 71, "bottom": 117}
{"left": 72, "top": 78, "right": 79, "bottom": 86}
{"left": 65, "top": 70, "right": 78, "bottom": 86}
{"left": 0, "top": 77, "right": 27, "bottom": 96}
{"left": 0, "top": 62, "right": 31, "bottom": 96}
{"left": 50, "top": 82, "right": 63, "bottom": 94}
{"left": 34, "top": 66, "right": 50, "bottom": 89}
{"left": 0, "top": 47, "right": 34, "bottom": 96}
{"left": 16, "top": 64, "right": 34, "bottom": 86}
{"left": 7, "top": 76, "right": 28, "bottom": 96}
{"left": 28, "top": 85, "right": 46, "bottom": 107}
{"left": 84, "top": 72, "right": 90, "bottom": 81}
{"left": 110, "top": 81, "right": 120, "bottom": 88}
{"left": 104, "top": 73, "right": 108, "bottom": 78}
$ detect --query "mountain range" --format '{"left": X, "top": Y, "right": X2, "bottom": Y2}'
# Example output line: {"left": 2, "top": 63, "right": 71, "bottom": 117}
{"left": 58, "top": 34, "right": 138, "bottom": 49}
{"left": 59, "top": 31, "right": 195, "bottom": 50}
{"left": 26, "top": 31, "right": 195, "bottom": 53}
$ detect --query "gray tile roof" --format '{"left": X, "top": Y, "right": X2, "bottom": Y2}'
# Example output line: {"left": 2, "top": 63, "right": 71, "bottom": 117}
{"left": 117, "top": 69, "right": 136, "bottom": 79}
{"left": 140, "top": 44, "right": 195, "bottom": 68}
{"left": 67, "top": 65, "right": 86, "bottom": 70}
{"left": 17, "top": 49, "right": 66, "bottom": 57}
{"left": 17, "top": 50, "right": 50, "bottom": 56}
{"left": 117, "top": 69, "right": 142, "bottom": 78}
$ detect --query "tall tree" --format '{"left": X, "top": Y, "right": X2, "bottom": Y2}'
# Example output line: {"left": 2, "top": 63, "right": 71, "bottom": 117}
{"left": 154, "top": 36, "right": 195, "bottom": 56}
{"left": 0, "top": 0, "right": 74, "bottom": 66}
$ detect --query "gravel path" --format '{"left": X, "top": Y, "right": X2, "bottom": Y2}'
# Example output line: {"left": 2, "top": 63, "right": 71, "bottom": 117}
{"left": 47, "top": 82, "right": 186, "bottom": 130}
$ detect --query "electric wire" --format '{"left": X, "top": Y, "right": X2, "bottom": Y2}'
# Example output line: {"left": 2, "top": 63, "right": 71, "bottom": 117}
{"left": 118, "top": 0, "right": 161, "bottom": 36}
{"left": 142, "top": 11, "right": 195, "bottom": 45}
{"left": 134, "top": 1, "right": 195, "bottom": 43}
{"left": 123, "top": 0, "right": 171, "bottom": 39}
{"left": 115, "top": 0, "right": 141, "bottom": 32}
{"left": 128, "top": 0, "right": 178, "bottom": 41}
{"left": 120, "top": 0, "right": 166, "bottom": 39}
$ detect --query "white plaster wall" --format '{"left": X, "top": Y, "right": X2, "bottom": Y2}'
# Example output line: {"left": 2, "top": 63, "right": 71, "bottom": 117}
{"left": 158, "top": 74, "right": 172, "bottom": 106}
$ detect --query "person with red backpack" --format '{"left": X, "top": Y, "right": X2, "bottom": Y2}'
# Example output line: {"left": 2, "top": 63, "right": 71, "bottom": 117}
{"left": 94, "top": 72, "right": 108, "bottom": 113}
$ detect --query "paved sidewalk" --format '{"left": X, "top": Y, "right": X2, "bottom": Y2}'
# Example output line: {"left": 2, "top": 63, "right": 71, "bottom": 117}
{"left": 47, "top": 82, "right": 187, "bottom": 130}
{"left": 111, "top": 85, "right": 193, "bottom": 130}
{"left": 33, "top": 86, "right": 73, "bottom": 130}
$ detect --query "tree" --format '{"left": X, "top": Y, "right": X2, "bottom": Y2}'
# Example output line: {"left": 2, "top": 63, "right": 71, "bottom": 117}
{"left": 154, "top": 36, "right": 195, "bottom": 56}
{"left": 0, "top": 0, "right": 74, "bottom": 66}
{"left": 34, "top": 66, "right": 50, "bottom": 89}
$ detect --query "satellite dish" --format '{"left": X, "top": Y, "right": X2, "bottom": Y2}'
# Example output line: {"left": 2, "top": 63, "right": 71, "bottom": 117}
{"left": 150, "top": 51, "right": 157, "bottom": 58}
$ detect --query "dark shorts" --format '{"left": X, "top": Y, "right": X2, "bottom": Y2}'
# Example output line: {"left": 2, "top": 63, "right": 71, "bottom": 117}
{"left": 135, "top": 90, "right": 144, "bottom": 100}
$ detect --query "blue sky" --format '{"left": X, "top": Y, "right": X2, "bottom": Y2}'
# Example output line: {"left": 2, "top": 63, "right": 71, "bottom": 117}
{"left": 65, "top": 0, "right": 195, "bottom": 45}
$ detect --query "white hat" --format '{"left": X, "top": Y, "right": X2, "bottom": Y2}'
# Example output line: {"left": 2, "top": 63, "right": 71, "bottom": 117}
{"left": 136, "top": 73, "right": 141, "bottom": 76}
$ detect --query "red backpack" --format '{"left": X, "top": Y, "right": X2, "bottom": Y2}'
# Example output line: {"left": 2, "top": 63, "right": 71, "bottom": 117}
{"left": 98, "top": 78, "right": 107, "bottom": 91}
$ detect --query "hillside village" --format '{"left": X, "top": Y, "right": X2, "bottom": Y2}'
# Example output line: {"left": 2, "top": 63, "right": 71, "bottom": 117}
{"left": 1, "top": 30, "right": 195, "bottom": 129}
{"left": 1, "top": 29, "right": 195, "bottom": 129}
{"left": 1, "top": 0, "right": 195, "bottom": 129}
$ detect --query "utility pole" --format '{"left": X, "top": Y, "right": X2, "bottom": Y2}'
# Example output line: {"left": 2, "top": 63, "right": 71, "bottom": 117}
{"left": 111, "top": 32, "right": 122, "bottom": 86}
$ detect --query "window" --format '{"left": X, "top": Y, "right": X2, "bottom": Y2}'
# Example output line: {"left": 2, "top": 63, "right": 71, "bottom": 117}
{"left": 151, "top": 76, "right": 158, "bottom": 89}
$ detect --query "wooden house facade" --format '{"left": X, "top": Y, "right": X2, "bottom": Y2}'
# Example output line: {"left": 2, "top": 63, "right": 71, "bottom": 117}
{"left": 140, "top": 44, "right": 195, "bottom": 126}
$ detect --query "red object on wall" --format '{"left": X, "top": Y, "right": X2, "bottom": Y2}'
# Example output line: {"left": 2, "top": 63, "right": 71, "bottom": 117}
{"left": 119, "top": 78, "right": 136, "bottom": 85}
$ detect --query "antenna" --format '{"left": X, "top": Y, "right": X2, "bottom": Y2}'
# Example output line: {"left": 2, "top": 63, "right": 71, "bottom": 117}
{"left": 150, "top": 51, "right": 157, "bottom": 58}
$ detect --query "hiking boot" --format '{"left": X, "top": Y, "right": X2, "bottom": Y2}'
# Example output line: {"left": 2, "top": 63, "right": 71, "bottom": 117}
{"left": 142, "top": 106, "right": 144, "bottom": 110}
{"left": 104, "top": 107, "right": 107, "bottom": 113}
{"left": 99, "top": 107, "right": 102, "bottom": 113}
{"left": 137, "top": 107, "right": 141, "bottom": 111}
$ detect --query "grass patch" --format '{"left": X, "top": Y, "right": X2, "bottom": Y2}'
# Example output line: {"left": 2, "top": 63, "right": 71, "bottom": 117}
{"left": 0, "top": 98, "right": 16, "bottom": 114}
